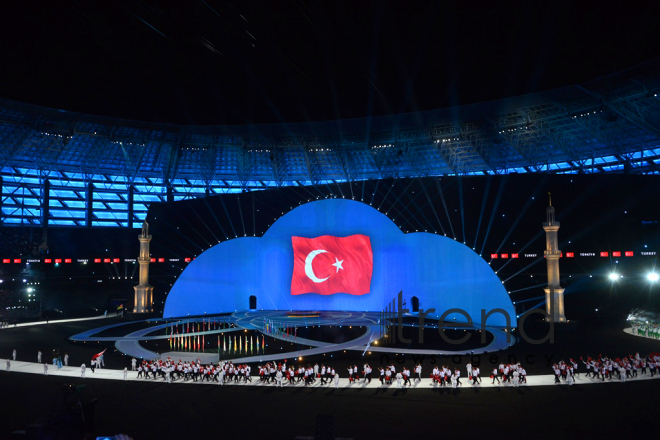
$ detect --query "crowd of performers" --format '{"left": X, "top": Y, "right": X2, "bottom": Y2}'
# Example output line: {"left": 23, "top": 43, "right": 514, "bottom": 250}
{"left": 631, "top": 322, "right": 660, "bottom": 339}
{"left": 133, "top": 357, "right": 253, "bottom": 383}
{"left": 551, "top": 352, "right": 660, "bottom": 384}
{"left": 128, "top": 358, "right": 532, "bottom": 388}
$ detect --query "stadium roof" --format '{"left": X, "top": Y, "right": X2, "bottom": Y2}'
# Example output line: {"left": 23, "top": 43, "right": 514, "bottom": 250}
{"left": 1, "top": 58, "right": 660, "bottom": 228}
{"left": 2, "top": 58, "right": 660, "bottom": 184}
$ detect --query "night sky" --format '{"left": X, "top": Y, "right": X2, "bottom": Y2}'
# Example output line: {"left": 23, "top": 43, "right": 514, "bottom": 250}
{"left": 1, "top": 1, "right": 659, "bottom": 125}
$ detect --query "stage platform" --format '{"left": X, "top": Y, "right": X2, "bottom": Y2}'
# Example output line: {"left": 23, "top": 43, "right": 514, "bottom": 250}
{"left": 68, "top": 310, "right": 515, "bottom": 361}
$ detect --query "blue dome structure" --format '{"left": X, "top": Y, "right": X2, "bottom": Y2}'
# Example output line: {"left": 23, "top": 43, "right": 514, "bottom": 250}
{"left": 164, "top": 199, "right": 515, "bottom": 327}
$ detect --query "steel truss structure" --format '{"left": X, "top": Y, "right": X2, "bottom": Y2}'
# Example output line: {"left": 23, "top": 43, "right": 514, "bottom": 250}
{"left": 1, "top": 60, "right": 660, "bottom": 227}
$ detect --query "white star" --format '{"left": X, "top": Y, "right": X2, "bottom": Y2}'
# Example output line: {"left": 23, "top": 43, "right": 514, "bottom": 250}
{"left": 332, "top": 257, "right": 344, "bottom": 273}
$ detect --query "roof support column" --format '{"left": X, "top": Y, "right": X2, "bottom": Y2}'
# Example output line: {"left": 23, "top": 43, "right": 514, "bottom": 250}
{"left": 128, "top": 185, "right": 134, "bottom": 228}
{"left": 41, "top": 178, "right": 50, "bottom": 243}
{"left": 85, "top": 182, "right": 94, "bottom": 229}
{"left": 0, "top": 175, "right": 3, "bottom": 227}
{"left": 166, "top": 182, "right": 174, "bottom": 203}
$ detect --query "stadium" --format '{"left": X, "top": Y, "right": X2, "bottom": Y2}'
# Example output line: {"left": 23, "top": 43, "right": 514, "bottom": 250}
{"left": 1, "top": 2, "right": 660, "bottom": 439}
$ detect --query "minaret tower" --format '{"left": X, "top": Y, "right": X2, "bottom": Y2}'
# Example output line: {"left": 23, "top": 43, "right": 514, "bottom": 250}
{"left": 543, "top": 193, "right": 566, "bottom": 322}
{"left": 133, "top": 221, "right": 154, "bottom": 313}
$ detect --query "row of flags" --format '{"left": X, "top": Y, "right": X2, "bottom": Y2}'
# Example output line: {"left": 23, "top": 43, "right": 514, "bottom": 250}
{"left": 220, "top": 334, "right": 265, "bottom": 354}
{"left": 263, "top": 318, "right": 297, "bottom": 341}
{"left": 165, "top": 319, "right": 266, "bottom": 354}
{"left": 166, "top": 319, "right": 229, "bottom": 352}
{"left": 166, "top": 332, "right": 266, "bottom": 354}
{"left": 169, "top": 334, "right": 204, "bottom": 351}
{"left": 166, "top": 318, "right": 231, "bottom": 337}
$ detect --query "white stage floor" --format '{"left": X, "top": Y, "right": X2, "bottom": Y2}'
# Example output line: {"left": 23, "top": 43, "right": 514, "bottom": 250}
{"left": 0, "top": 314, "right": 109, "bottom": 330}
{"left": 2, "top": 360, "right": 658, "bottom": 389}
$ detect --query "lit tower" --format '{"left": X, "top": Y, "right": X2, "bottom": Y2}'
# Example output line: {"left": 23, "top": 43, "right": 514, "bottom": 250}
{"left": 133, "top": 221, "right": 154, "bottom": 313}
{"left": 543, "top": 193, "right": 566, "bottom": 322}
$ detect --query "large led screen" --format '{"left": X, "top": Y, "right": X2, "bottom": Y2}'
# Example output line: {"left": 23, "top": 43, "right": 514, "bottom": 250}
{"left": 163, "top": 199, "right": 515, "bottom": 326}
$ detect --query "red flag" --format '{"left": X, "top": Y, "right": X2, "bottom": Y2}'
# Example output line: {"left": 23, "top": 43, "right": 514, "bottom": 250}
{"left": 291, "top": 235, "right": 373, "bottom": 295}
{"left": 92, "top": 348, "right": 106, "bottom": 360}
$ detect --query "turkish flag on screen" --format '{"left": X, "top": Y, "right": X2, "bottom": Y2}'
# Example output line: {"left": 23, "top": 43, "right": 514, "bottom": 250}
{"left": 291, "top": 235, "right": 373, "bottom": 296}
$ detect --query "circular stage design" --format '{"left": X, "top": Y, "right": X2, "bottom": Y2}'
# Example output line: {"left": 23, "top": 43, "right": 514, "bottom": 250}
{"left": 70, "top": 310, "right": 515, "bottom": 361}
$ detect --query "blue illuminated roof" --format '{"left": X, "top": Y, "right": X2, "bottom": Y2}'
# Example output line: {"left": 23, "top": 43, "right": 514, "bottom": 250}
{"left": 1, "top": 59, "right": 660, "bottom": 227}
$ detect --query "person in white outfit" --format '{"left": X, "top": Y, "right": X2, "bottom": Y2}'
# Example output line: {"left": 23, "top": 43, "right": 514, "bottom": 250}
{"left": 12, "top": 349, "right": 16, "bottom": 361}
{"left": 334, "top": 372, "right": 339, "bottom": 388}
{"left": 131, "top": 358, "right": 137, "bottom": 371}
{"left": 396, "top": 372, "right": 403, "bottom": 389}
{"left": 64, "top": 354, "right": 69, "bottom": 367}
{"left": 415, "top": 364, "right": 422, "bottom": 382}
{"left": 123, "top": 367, "right": 128, "bottom": 381}
{"left": 38, "top": 351, "right": 42, "bottom": 363}
{"left": 276, "top": 369, "right": 283, "bottom": 387}
{"left": 43, "top": 363, "right": 48, "bottom": 375}
{"left": 81, "top": 363, "right": 86, "bottom": 378}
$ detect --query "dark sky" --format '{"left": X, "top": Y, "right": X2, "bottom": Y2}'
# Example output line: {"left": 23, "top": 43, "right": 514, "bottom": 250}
{"left": 1, "top": 0, "right": 659, "bottom": 125}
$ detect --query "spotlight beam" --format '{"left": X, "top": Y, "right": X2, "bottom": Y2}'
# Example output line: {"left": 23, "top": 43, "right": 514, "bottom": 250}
{"left": 503, "top": 257, "right": 544, "bottom": 283}
{"left": 204, "top": 198, "right": 230, "bottom": 239}
{"left": 334, "top": 180, "right": 345, "bottom": 199}
{"left": 236, "top": 196, "right": 246, "bottom": 237}
{"left": 512, "top": 295, "right": 545, "bottom": 304}
{"left": 218, "top": 197, "right": 238, "bottom": 237}
{"left": 151, "top": 217, "right": 205, "bottom": 253}
{"left": 493, "top": 230, "right": 544, "bottom": 275}
{"left": 369, "top": 179, "right": 380, "bottom": 206}
{"left": 391, "top": 180, "right": 435, "bottom": 232}
{"left": 383, "top": 177, "right": 417, "bottom": 212}
{"left": 507, "top": 283, "right": 550, "bottom": 294}
{"left": 479, "top": 178, "right": 507, "bottom": 255}
{"left": 494, "top": 195, "right": 536, "bottom": 254}
{"left": 377, "top": 178, "right": 399, "bottom": 211}
{"left": 473, "top": 177, "right": 492, "bottom": 250}
{"left": 526, "top": 300, "right": 547, "bottom": 312}
{"left": 170, "top": 208, "right": 212, "bottom": 247}
{"left": 457, "top": 177, "right": 466, "bottom": 245}
{"left": 422, "top": 181, "right": 446, "bottom": 235}
{"left": 252, "top": 191, "right": 256, "bottom": 237}
{"left": 191, "top": 208, "right": 219, "bottom": 243}
{"left": 434, "top": 178, "right": 455, "bottom": 238}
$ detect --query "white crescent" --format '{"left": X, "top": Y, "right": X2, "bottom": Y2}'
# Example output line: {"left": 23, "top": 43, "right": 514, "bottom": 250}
{"left": 305, "top": 249, "right": 330, "bottom": 283}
